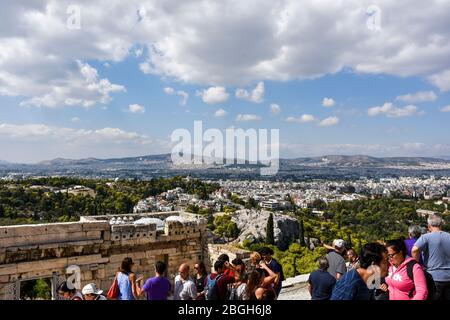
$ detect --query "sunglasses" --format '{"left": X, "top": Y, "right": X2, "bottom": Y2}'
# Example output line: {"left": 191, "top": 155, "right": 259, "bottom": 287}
{"left": 387, "top": 252, "right": 399, "bottom": 259}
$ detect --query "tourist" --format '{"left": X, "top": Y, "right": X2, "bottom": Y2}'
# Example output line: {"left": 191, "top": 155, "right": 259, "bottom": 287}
{"left": 217, "top": 254, "right": 234, "bottom": 277}
{"left": 249, "top": 251, "right": 262, "bottom": 271}
{"left": 204, "top": 260, "right": 235, "bottom": 300}
{"left": 255, "top": 287, "right": 276, "bottom": 300}
{"left": 345, "top": 248, "right": 360, "bottom": 272}
{"left": 258, "top": 247, "right": 284, "bottom": 296}
{"left": 325, "top": 239, "right": 347, "bottom": 280}
{"left": 139, "top": 261, "right": 171, "bottom": 300}
{"left": 405, "top": 225, "right": 423, "bottom": 264}
{"left": 174, "top": 263, "right": 197, "bottom": 300}
{"left": 382, "top": 239, "right": 428, "bottom": 300}
{"left": 330, "top": 242, "right": 389, "bottom": 300}
{"left": 227, "top": 258, "right": 248, "bottom": 300}
{"left": 246, "top": 270, "right": 263, "bottom": 300}
{"left": 194, "top": 261, "right": 208, "bottom": 300}
{"left": 245, "top": 263, "right": 277, "bottom": 301}
{"left": 82, "top": 283, "right": 107, "bottom": 300}
{"left": 412, "top": 214, "right": 450, "bottom": 300}
{"left": 57, "top": 281, "right": 83, "bottom": 300}
{"left": 308, "top": 257, "right": 336, "bottom": 300}
{"left": 114, "top": 257, "right": 140, "bottom": 300}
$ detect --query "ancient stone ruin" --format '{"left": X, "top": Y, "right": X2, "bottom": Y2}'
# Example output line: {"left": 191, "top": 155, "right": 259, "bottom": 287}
{"left": 0, "top": 211, "right": 209, "bottom": 299}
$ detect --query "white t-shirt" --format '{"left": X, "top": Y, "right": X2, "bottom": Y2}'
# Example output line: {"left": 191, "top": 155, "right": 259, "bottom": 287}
{"left": 174, "top": 275, "right": 197, "bottom": 300}
{"left": 236, "top": 283, "right": 248, "bottom": 300}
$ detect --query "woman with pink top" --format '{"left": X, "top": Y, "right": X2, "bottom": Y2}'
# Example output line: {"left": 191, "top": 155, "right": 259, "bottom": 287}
{"left": 383, "top": 239, "right": 428, "bottom": 300}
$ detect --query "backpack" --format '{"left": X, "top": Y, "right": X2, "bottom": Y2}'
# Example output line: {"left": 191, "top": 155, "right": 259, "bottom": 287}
{"left": 227, "top": 282, "right": 244, "bottom": 300}
{"left": 406, "top": 260, "right": 436, "bottom": 300}
{"left": 204, "top": 274, "right": 223, "bottom": 300}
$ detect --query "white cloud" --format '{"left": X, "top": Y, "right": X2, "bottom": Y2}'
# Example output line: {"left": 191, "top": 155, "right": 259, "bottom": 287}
{"left": 139, "top": 62, "right": 152, "bottom": 74}
{"left": 214, "top": 108, "right": 228, "bottom": 117}
{"left": 441, "top": 105, "right": 450, "bottom": 112}
{"left": 128, "top": 104, "right": 145, "bottom": 113}
{"left": 270, "top": 103, "right": 281, "bottom": 115}
{"left": 15, "top": 61, "right": 125, "bottom": 108}
{"left": 164, "top": 87, "right": 175, "bottom": 95}
{"left": 322, "top": 97, "right": 335, "bottom": 107}
{"left": 318, "top": 116, "right": 339, "bottom": 126}
{"left": 135, "top": 1, "right": 450, "bottom": 85}
{"left": 134, "top": 48, "right": 143, "bottom": 57}
{"left": 286, "top": 114, "right": 317, "bottom": 123}
{"left": 368, "top": 102, "right": 419, "bottom": 118}
{"left": 0, "top": 0, "right": 450, "bottom": 112}
{"left": 164, "top": 87, "right": 189, "bottom": 106}
{"left": 428, "top": 69, "right": 450, "bottom": 92}
{"left": 0, "top": 122, "right": 170, "bottom": 163}
{"left": 197, "top": 86, "right": 229, "bottom": 104}
{"left": 395, "top": 91, "right": 437, "bottom": 103}
{"left": 235, "top": 82, "right": 265, "bottom": 103}
{"left": 71, "top": 117, "right": 80, "bottom": 123}
{"left": 2, "top": 1, "right": 450, "bottom": 106}
{"left": 236, "top": 114, "right": 262, "bottom": 122}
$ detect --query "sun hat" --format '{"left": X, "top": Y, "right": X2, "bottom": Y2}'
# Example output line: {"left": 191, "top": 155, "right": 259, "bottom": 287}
{"left": 82, "top": 283, "right": 103, "bottom": 295}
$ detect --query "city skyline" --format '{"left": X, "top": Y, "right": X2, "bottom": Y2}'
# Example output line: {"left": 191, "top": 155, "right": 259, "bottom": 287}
{"left": 1, "top": 1, "right": 450, "bottom": 163}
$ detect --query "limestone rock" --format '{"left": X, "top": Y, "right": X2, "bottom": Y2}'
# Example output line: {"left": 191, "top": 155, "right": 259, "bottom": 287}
{"left": 231, "top": 209, "right": 299, "bottom": 250}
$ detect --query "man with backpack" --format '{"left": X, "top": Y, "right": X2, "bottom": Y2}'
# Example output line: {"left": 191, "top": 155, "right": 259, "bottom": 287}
{"left": 204, "top": 260, "right": 235, "bottom": 300}
{"left": 412, "top": 214, "right": 450, "bottom": 300}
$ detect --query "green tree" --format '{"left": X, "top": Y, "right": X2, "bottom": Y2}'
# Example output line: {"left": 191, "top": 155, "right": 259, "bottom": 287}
{"left": 214, "top": 215, "right": 239, "bottom": 240}
{"left": 299, "top": 218, "right": 306, "bottom": 247}
{"left": 266, "top": 213, "right": 275, "bottom": 245}
{"left": 245, "top": 197, "right": 258, "bottom": 209}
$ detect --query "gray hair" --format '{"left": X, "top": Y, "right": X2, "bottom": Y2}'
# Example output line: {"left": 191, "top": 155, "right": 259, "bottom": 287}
{"left": 427, "top": 214, "right": 443, "bottom": 228}
{"left": 408, "top": 225, "right": 422, "bottom": 238}
{"left": 318, "top": 257, "right": 329, "bottom": 271}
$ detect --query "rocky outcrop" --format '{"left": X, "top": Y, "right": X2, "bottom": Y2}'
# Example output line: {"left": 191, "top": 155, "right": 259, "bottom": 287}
{"left": 231, "top": 209, "right": 299, "bottom": 250}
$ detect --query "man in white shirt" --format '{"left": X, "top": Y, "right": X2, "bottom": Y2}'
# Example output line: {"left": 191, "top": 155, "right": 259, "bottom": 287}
{"left": 173, "top": 263, "right": 197, "bottom": 300}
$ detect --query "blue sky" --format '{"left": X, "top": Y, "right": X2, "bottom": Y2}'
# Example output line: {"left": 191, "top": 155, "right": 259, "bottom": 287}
{"left": 1, "top": 0, "right": 450, "bottom": 163}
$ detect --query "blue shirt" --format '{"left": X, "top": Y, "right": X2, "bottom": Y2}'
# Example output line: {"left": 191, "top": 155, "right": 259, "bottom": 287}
{"left": 308, "top": 270, "right": 336, "bottom": 300}
{"left": 330, "top": 269, "right": 372, "bottom": 300}
{"left": 414, "top": 231, "right": 450, "bottom": 282}
{"left": 117, "top": 272, "right": 135, "bottom": 300}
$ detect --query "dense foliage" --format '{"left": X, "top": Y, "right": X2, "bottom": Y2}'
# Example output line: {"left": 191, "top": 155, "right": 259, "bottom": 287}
{"left": 0, "top": 176, "right": 219, "bottom": 225}
{"left": 244, "top": 197, "right": 449, "bottom": 277}
{"left": 213, "top": 214, "right": 239, "bottom": 240}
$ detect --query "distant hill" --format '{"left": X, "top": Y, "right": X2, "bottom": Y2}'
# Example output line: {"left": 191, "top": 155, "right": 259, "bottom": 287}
{"left": 23, "top": 154, "right": 450, "bottom": 168}
{"left": 282, "top": 155, "right": 450, "bottom": 167}
{"left": 2, "top": 154, "right": 450, "bottom": 180}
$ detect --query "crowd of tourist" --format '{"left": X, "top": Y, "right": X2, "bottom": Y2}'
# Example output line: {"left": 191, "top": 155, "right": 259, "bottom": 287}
{"left": 308, "top": 214, "right": 450, "bottom": 300}
{"left": 57, "top": 247, "right": 284, "bottom": 301}
{"left": 57, "top": 214, "right": 449, "bottom": 301}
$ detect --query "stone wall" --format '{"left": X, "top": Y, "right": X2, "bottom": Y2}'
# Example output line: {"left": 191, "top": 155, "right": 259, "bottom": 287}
{"left": 0, "top": 212, "right": 207, "bottom": 299}
{"left": 205, "top": 244, "right": 251, "bottom": 273}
